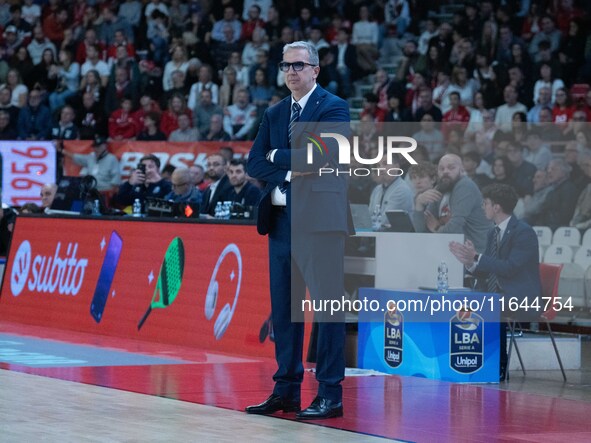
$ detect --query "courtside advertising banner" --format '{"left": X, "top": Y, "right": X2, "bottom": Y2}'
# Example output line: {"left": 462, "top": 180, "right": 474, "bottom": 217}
{"left": 63, "top": 141, "right": 251, "bottom": 181}
{"left": 0, "top": 141, "right": 56, "bottom": 206}
{"left": 0, "top": 216, "right": 274, "bottom": 358}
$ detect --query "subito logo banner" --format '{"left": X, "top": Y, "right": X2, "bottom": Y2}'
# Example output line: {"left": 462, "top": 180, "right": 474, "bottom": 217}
{"left": 10, "top": 240, "right": 89, "bottom": 297}
{"left": 449, "top": 310, "right": 484, "bottom": 374}
{"left": 0, "top": 216, "right": 273, "bottom": 359}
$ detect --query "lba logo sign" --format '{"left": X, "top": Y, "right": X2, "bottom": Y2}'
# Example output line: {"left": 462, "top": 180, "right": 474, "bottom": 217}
{"left": 306, "top": 132, "right": 418, "bottom": 176}
{"left": 10, "top": 240, "right": 89, "bottom": 296}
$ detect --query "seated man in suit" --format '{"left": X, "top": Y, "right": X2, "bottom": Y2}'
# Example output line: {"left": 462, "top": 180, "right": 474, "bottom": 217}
{"left": 200, "top": 153, "right": 233, "bottom": 216}
{"left": 449, "top": 183, "right": 542, "bottom": 381}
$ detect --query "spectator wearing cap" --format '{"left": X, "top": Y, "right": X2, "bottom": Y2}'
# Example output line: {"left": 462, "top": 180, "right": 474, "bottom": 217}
{"left": 17, "top": 89, "right": 51, "bottom": 140}
{"left": 64, "top": 137, "right": 120, "bottom": 192}
{"left": 1, "top": 25, "right": 24, "bottom": 61}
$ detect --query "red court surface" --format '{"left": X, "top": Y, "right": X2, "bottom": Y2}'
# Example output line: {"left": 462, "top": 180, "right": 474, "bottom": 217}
{"left": 1, "top": 321, "right": 591, "bottom": 442}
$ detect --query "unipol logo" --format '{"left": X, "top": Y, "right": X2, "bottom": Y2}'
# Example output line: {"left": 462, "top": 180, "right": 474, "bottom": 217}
{"left": 11, "top": 240, "right": 31, "bottom": 296}
{"left": 10, "top": 240, "right": 89, "bottom": 297}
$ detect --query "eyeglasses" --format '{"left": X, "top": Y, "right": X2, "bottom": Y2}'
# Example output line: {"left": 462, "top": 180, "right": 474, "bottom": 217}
{"left": 278, "top": 61, "right": 317, "bottom": 72}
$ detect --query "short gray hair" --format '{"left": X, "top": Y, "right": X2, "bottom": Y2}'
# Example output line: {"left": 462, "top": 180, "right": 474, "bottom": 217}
{"left": 283, "top": 41, "right": 319, "bottom": 66}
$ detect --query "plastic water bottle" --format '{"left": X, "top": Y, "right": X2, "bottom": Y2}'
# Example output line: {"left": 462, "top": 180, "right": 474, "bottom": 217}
{"left": 437, "top": 261, "right": 449, "bottom": 293}
{"left": 132, "top": 198, "right": 142, "bottom": 217}
{"left": 215, "top": 201, "right": 223, "bottom": 219}
{"left": 223, "top": 201, "right": 231, "bottom": 219}
{"left": 371, "top": 204, "right": 381, "bottom": 231}
{"left": 92, "top": 199, "right": 101, "bottom": 216}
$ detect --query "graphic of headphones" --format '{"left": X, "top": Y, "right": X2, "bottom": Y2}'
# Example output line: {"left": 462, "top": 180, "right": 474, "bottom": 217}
{"left": 204, "top": 243, "right": 242, "bottom": 340}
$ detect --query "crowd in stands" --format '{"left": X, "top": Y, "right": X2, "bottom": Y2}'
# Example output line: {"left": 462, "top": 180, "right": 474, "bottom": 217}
{"left": 1, "top": 0, "right": 591, "bottom": 239}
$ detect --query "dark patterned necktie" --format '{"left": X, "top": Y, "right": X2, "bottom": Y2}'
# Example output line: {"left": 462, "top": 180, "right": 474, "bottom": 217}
{"left": 280, "top": 102, "right": 301, "bottom": 194}
{"left": 487, "top": 226, "right": 501, "bottom": 293}
{"left": 288, "top": 102, "right": 301, "bottom": 146}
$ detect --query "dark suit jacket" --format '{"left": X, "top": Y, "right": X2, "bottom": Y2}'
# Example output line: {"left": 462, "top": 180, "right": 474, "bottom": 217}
{"left": 473, "top": 215, "right": 542, "bottom": 319}
{"left": 329, "top": 44, "right": 363, "bottom": 81}
{"left": 536, "top": 178, "right": 579, "bottom": 231}
{"left": 200, "top": 175, "right": 233, "bottom": 216}
{"left": 247, "top": 85, "right": 352, "bottom": 236}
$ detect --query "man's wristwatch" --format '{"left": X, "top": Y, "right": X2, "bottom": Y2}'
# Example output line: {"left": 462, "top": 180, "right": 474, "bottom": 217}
{"left": 473, "top": 253, "right": 479, "bottom": 262}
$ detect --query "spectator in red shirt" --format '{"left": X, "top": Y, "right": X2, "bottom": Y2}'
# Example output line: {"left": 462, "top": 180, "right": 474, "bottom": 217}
{"left": 552, "top": 87, "right": 574, "bottom": 131}
{"left": 360, "top": 92, "right": 386, "bottom": 123}
{"left": 160, "top": 93, "right": 193, "bottom": 137}
{"left": 42, "top": 7, "right": 68, "bottom": 46}
{"left": 75, "top": 28, "right": 105, "bottom": 65}
{"left": 442, "top": 91, "right": 470, "bottom": 140}
{"left": 133, "top": 94, "right": 161, "bottom": 131}
{"left": 106, "top": 29, "right": 136, "bottom": 61}
{"left": 241, "top": 4, "right": 265, "bottom": 42}
{"left": 108, "top": 97, "right": 138, "bottom": 140}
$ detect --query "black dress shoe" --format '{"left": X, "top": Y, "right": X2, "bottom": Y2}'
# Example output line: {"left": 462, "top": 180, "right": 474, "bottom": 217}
{"left": 499, "top": 365, "right": 507, "bottom": 382}
{"left": 245, "top": 394, "right": 300, "bottom": 415}
{"left": 296, "top": 396, "right": 343, "bottom": 420}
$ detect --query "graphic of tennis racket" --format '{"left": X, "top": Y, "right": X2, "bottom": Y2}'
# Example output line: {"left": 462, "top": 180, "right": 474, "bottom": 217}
{"left": 137, "top": 237, "right": 185, "bottom": 330}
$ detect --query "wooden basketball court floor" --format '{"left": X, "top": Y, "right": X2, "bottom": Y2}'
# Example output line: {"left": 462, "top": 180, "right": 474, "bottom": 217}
{"left": 2, "top": 321, "right": 591, "bottom": 442}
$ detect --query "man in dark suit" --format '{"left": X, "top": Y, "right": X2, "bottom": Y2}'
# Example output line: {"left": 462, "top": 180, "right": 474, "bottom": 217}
{"left": 200, "top": 153, "right": 233, "bottom": 216}
{"left": 246, "top": 41, "right": 351, "bottom": 419}
{"left": 449, "top": 184, "right": 542, "bottom": 381}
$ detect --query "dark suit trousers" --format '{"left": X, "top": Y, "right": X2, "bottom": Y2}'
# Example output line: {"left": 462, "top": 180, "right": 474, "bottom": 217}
{"left": 268, "top": 207, "right": 346, "bottom": 403}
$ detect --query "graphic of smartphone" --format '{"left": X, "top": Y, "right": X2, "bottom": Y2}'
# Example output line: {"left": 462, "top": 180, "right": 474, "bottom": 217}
{"left": 90, "top": 231, "right": 123, "bottom": 323}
